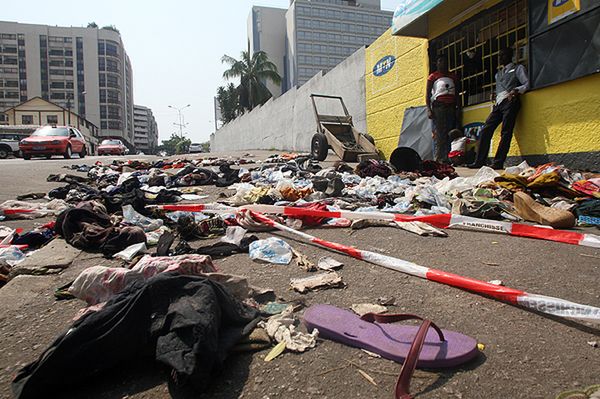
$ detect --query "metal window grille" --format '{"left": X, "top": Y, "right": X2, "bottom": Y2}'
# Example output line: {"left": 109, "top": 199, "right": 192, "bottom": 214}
{"left": 429, "top": 0, "right": 528, "bottom": 107}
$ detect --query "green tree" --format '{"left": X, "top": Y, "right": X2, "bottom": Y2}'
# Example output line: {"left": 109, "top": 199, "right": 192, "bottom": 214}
{"left": 102, "top": 25, "right": 120, "bottom": 33}
{"left": 221, "top": 50, "right": 281, "bottom": 111}
{"left": 87, "top": 22, "right": 98, "bottom": 28}
{"left": 216, "top": 83, "right": 242, "bottom": 124}
{"left": 157, "top": 133, "right": 191, "bottom": 155}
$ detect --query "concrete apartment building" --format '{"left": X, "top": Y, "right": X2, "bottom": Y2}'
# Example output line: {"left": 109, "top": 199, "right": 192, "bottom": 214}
{"left": 247, "top": 0, "right": 392, "bottom": 95}
{"left": 0, "top": 21, "right": 135, "bottom": 146}
{"left": 133, "top": 104, "right": 158, "bottom": 154}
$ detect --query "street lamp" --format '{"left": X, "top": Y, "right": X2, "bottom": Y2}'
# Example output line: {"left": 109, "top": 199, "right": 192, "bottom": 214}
{"left": 168, "top": 104, "right": 191, "bottom": 139}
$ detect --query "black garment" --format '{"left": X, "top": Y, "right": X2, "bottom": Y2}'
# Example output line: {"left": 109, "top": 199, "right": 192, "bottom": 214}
{"left": 11, "top": 229, "right": 54, "bottom": 249}
{"left": 12, "top": 274, "right": 260, "bottom": 399}
{"left": 474, "top": 98, "right": 521, "bottom": 166}
{"left": 575, "top": 199, "right": 600, "bottom": 218}
{"left": 196, "top": 235, "right": 259, "bottom": 258}
{"left": 55, "top": 202, "right": 146, "bottom": 256}
{"left": 431, "top": 102, "right": 456, "bottom": 163}
{"left": 47, "top": 174, "right": 90, "bottom": 183}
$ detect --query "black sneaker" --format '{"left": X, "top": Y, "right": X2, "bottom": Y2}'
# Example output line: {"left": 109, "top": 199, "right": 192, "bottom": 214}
{"left": 490, "top": 162, "right": 504, "bottom": 170}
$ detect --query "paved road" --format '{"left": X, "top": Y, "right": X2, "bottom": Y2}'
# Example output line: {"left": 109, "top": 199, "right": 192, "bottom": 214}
{"left": 0, "top": 155, "right": 158, "bottom": 203}
{"left": 0, "top": 153, "right": 599, "bottom": 399}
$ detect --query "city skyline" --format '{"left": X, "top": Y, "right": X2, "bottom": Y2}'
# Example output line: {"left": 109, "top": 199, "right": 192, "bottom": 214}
{"left": 1, "top": 0, "right": 397, "bottom": 145}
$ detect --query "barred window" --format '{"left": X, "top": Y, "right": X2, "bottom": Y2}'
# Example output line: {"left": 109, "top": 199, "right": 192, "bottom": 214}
{"left": 429, "top": 0, "right": 528, "bottom": 107}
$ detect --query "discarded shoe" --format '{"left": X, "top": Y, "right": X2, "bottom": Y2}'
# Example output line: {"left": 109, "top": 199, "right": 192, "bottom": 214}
{"left": 303, "top": 305, "right": 478, "bottom": 399}
{"left": 513, "top": 192, "right": 575, "bottom": 228}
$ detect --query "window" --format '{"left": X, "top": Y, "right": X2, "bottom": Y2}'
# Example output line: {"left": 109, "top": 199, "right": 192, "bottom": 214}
{"left": 51, "top": 81, "right": 65, "bottom": 89}
{"left": 46, "top": 115, "right": 58, "bottom": 124}
{"left": 21, "top": 115, "right": 33, "bottom": 124}
{"left": 50, "top": 92, "right": 65, "bottom": 100}
{"left": 429, "top": 0, "right": 528, "bottom": 107}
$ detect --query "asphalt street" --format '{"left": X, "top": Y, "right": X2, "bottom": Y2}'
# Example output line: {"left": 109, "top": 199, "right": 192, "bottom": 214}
{"left": 0, "top": 153, "right": 599, "bottom": 399}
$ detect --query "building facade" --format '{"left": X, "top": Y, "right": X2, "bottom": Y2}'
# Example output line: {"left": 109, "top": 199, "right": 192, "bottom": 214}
{"left": 0, "top": 21, "right": 134, "bottom": 146}
{"left": 3, "top": 96, "right": 99, "bottom": 153}
{"left": 285, "top": 0, "right": 392, "bottom": 88}
{"left": 365, "top": 0, "right": 600, "bottom": 169}
{"left": 246, "top": 0, "right": 392, "bottom": 95}
{"left": 133, "top": 104, "right": 158, "bottom": 154}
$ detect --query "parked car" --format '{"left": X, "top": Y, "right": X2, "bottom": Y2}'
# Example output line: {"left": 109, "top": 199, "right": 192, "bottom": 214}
{"left": 19, "top": 126, "right": 87, "bottom": 160}
{"left": 98, "top": 139, "right": 127, "bottom": 156}
{"left": 189, "top": 143, "right": 203, "bottom": 153}
{"left": 0, "top": 133, "right": 26, "bottom": 159}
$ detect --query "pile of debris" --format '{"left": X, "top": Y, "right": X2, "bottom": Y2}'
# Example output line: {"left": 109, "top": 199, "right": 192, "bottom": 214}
{"left": 1, "top": 154, "right": 599, "bottom": 398}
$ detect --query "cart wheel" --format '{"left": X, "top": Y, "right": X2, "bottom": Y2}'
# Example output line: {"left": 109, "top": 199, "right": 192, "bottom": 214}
{"left": 311, "top": 133, "right": 328, "bottom": 161}
{"left": 363, "top": 134, "right": 375, "bottom": 145}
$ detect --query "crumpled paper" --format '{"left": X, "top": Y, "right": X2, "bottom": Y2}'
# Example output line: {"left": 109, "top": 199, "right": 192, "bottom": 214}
{"left": 260, "top": 306, "right": 318, "bottom": 352}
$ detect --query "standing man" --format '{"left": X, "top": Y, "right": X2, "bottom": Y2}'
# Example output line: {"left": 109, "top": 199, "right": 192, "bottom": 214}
{"left": 468, "top": 47, "right": 529, "bottom": 169}
{"left": 426, "top": 54, "right": 460, "bottom": 164}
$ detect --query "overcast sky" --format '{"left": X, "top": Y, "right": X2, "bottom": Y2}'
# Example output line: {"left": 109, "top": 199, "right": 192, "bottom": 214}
{"left": 3, "top": 0, "right": 398, "bottom": 144}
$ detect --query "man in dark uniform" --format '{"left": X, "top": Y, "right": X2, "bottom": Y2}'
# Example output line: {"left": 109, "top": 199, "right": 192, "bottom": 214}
{"left": 468, "top": 47, "right": 529, "bottom": 169}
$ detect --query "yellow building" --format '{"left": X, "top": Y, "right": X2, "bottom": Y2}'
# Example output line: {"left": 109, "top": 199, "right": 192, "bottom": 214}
{"left": 366, "top": 0, "right": 600, "bottom": 169}
{"left": 3, "top": 97, "right": 99, "bottom": 153}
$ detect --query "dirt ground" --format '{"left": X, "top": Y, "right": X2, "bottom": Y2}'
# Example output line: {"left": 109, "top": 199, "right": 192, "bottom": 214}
{"left": 0, "top": 153, "right": 599, "bottom": 399}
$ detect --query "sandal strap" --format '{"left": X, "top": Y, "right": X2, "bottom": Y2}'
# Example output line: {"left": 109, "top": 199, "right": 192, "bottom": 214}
{"left": 360, "top": 313, "right": 446, "bottom": 399}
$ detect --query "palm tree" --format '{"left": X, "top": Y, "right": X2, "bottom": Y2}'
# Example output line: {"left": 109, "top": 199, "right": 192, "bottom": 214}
{"left": 221, "top": 50, "right": 282, "bottom": 111}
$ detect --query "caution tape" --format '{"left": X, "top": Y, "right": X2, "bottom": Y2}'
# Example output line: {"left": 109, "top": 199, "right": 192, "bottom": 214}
{"left": 152, "top": 203, "right": 600, "bottom": 249}
{"left": 244, "top": 209, "right": 600, "bottom": 322}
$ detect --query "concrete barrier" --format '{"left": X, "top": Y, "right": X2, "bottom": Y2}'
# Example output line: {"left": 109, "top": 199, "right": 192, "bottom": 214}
{"left": 211, "top": 47, "right": 366, "bottom": 152}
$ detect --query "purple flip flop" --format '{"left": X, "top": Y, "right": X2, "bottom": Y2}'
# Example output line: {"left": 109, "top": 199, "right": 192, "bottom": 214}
{"left": 303, "top": 304, "right": 479, "bottom": 399}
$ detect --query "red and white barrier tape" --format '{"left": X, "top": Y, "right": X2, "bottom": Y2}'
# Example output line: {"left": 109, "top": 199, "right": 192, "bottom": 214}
{"left": 151, "top": 203, "right": 600, "bottom": 249}
{"left": 244, "top": 209, "right": 600, "bottom": 322}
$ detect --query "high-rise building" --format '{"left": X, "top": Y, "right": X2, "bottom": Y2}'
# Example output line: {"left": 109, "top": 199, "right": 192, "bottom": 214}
{"left": 248, "top": 6, "right": 288, "bottom": 97}
{"left": 133, "top": 105, "right": 158, "bottom": 154}
{"left": 247, "top": 0, "right": 393, "bottom": 94}
{"left": 287, "top": 0, "right": 393, "bottom": 88}
{"left": 0, "top": 21, "right": 135, "bottom": 146}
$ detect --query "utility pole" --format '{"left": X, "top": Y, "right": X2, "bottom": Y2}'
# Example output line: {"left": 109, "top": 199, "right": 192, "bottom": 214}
{"left": 168, "top": 104, "right": 191, "bottom": 139}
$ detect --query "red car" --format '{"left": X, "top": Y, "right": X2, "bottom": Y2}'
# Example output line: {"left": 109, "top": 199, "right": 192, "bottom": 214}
{"left": 98, "top": 139, "right": 127, "bottom": 156}
{"left": 19, "top": 126, "right": 87, "bottom": 160}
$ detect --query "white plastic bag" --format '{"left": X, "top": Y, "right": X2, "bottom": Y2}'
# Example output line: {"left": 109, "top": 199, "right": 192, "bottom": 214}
{"left": 122, "top": 205, "right": 163, "bottom": 232}
{"left": 249, "top": 237, "right": 293, "bottom": 265}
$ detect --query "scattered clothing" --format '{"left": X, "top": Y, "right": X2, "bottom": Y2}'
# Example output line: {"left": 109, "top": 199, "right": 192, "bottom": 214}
{"left": 13, "top": 274, "right": 260, "bottom": 398}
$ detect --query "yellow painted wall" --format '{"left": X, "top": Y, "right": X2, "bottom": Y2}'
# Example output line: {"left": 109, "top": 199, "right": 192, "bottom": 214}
{"left": 463, "top": 72, "right": 600, "bottom": 157}
{"left": 367, "top": 0, "right": 600, "bottom": 161}
{"left": 427, "top": 0, "right": 503, "bottom": 39}
{"left": 365, "top": 30, "right": 429, "bottom": 158}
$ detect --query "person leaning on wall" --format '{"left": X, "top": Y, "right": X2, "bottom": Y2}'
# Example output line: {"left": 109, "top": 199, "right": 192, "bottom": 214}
{"left": 426, "top": 54, "right": 461, "bottom": 164}
{"left": 468, "top": 46, "right": 530, "bottom": 170}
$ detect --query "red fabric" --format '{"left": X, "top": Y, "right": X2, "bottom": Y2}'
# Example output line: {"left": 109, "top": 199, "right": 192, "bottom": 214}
{"left": 427, "top": 71, "right": 458, "bottom": 104}
{"left": 160, "top": 204, "right": 207, "bottom": 212}
{"left": 284, "top": 203, "right": 339, "bottom": 226}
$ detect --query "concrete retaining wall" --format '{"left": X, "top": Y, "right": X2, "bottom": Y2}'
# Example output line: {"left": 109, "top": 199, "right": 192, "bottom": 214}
{"left": 211, "top": 47, "right": 366, "bottom": 152}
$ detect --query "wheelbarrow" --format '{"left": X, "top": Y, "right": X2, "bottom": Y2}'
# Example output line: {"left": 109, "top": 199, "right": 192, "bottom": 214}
{"left": 309, "top": 94, "right": 380, "bottom": 162}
